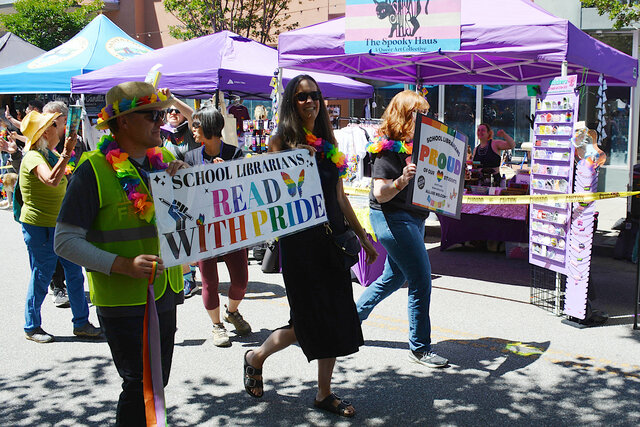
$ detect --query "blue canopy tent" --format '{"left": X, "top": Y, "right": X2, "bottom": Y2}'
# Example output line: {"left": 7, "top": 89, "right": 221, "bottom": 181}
{"left": 0, "top": 14, "right": 151, "bottom": 94}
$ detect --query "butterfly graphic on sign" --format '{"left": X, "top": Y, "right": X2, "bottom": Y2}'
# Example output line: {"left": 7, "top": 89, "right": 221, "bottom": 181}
{"left": 281, "top": 170, "right": 305, "bottom": 197}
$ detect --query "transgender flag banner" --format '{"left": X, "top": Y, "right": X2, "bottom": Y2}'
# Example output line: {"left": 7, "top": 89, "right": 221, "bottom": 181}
{"left": 345, "top": 0, "right": 461, "bottom": 54}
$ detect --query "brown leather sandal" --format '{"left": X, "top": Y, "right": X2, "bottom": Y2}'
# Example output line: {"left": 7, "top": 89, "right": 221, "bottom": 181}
{"left": 243, "top": 350, "right": 263, "bottom": 398}
{"left": 313, "top": 393, "right": 355, "bottom": 417}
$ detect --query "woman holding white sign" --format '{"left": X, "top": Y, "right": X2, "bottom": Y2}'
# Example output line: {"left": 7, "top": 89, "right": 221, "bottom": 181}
{"left": 184, "top": 106, "right": 251, "bottom": 347}
{"left": 356, "top": 90, "right": 449, "bottom": 369}
{"left": 242, "top": 75, "right": 377, "bottom": 418}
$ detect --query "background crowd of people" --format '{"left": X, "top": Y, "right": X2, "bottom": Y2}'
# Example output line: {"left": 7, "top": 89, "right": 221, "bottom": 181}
{"left": 0, "top": 78, "right": 449, "bottom": 423}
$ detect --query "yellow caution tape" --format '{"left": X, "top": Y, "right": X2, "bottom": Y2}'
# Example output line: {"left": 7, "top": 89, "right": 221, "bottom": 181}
{"left": 344, "top": 186, "right": 370, "bottom": 196}
{"left": 344, "top": 186, "right": 640, "bottom": 205}
{"left": 462, "top": 191, "right": 640, "bottom": 204}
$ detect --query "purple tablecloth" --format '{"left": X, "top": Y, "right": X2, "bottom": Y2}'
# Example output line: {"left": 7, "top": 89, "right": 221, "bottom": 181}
{"left": 437, "top": 204, "right": 529, "bottom": 250}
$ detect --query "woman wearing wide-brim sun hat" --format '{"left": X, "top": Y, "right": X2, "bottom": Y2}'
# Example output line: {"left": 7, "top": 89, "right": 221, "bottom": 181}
{"left": 19, "top": 110, "right": 102, "bottom": 344}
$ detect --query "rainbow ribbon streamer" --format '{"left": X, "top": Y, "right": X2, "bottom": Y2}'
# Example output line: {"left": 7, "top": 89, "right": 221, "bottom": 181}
{"left": 143, "top": 261, "right": 166, "bottom": 426}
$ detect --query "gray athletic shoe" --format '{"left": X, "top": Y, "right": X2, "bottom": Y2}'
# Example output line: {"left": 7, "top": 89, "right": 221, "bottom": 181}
{"left": 223, "top": 305, "right": 252, "bottom": 336}
{"left": 212, "top": 323, "right": 231, "bottom": 347}
{"left": 73, "top": 322, "right": 102, "bottom": 338}
{"left": 408, "top": 351, "right": 448, "bottom": 368}
{"left": 52, "top": 289, "right": 70, "bottom": 308}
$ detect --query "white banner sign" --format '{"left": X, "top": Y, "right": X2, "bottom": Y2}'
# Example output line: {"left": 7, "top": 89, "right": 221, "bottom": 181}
{"left": 150, "top": 149, "right": 327, "bottom": 267}
{"left": 408, "top": 115, "right": 466, "bottom": 219}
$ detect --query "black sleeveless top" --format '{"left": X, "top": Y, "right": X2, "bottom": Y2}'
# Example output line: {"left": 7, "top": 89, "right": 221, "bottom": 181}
{"left": 473, "top": 139, "right": 501, "bottom": 168}
{"left": 316, "top": 154, "right": 347, "bottom": 234}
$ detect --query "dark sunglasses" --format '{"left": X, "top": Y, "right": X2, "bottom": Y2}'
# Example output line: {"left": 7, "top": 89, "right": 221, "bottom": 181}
{"left": 295, "top": 91, "right": 321, "bottom": 102}
{"left": 166, "top": 108, "right": 180, "bottom": 114}
{"left": 192, "top": 121, "right": 201, "bottom": 129}
{"left": 135, "top": 110, "right": 166, "bottom": 123}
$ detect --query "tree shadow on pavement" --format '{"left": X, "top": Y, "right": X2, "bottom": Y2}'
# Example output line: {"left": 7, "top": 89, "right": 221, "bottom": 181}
{"left": 167, "top": 336, "right": 640, "bottom": 426}
{"left": 2, "top": 340, "right": 639, "bottom": 426}
{"left": 0, "top": 355, "right": 115, "bottom": 426}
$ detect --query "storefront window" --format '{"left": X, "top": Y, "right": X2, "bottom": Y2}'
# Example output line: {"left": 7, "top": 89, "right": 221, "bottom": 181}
{"left": 581, "top": 86, "right": 630, "bottom": 166}
{"left": 444, "top": 84, "right": 476, "bottom": 147}
{"left": 422, "top": 84, "right": 439, "bottom": 118}
{"left": 482, "top": 85, "right": 533, "bottom": 149}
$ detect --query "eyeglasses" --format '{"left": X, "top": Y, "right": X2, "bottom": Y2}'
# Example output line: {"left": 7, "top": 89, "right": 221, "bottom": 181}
{"left": 135, "top": 110, "right": 166, "bottom": 123}
{"left": 295, "top": 91, "right": 321, "bottom": 102}
{"left": 167, "top": 108, "right": 180, "bottom": 114}
{"left": 192, "top": 121, "right": 201, "bottom": 129}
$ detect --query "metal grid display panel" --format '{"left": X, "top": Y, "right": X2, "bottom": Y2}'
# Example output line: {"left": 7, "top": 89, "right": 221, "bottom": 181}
{"left": 530, "top": 265, "right": 566, "bottom": 314}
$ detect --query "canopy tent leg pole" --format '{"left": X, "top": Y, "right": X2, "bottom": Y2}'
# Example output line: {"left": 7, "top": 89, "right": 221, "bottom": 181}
{"left": 475, "top": 85, "right": 482, "bottom": 141}
{"left": 530, "top": 97, "right": 536, "bottom": 143}
{"left": 561, "top": 60, "right": 568, "bottom": 77}
{"left": 632, "top": 29, "right": 640, "bottom": 330}
{"left": 274, "top": 68, "right": 284, "bottom": 125}
{"left": 437, "top": 85, "right": 445, "bottom": 122}
{"left": 628, "top": 29, "right": 639, "bottom": 215}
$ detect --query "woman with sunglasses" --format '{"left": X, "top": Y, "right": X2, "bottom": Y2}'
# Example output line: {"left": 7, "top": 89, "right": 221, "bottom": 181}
{"left": 184, "top": 107, "right": 251, "bottom": 347}
{"left": 242, "top": 75, "right": 377, "bottom": 418}
{"left": 355, "top": 91, "right": 448, "bottom": 369}
{"left": 160, "top": 96, "right": 200, "bottom": 161}
{"left": 158, "top": 91, "right": 202, "bottom": 296}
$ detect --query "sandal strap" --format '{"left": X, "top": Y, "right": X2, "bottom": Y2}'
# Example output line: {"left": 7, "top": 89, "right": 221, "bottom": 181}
{"left": 245, "top": 365, "right": 262, "bottom": 376}
{"left": 244, "top": 377, "right": 263, "bottom": 388}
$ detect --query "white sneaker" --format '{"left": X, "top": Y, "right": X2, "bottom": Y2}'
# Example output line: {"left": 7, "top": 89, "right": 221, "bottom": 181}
{"left": 408, "top": 351, "right": 448, "bottom": 368}
{"left": 212, "top": 323, "right": 231, "bottom": 347}
{"left": 52, "top": 289, "right": 70, "bottom": 308}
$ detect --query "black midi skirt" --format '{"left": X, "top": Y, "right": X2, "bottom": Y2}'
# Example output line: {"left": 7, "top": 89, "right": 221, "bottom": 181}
{"left": 280, "top": 225, "right": 364, "bottom": 361}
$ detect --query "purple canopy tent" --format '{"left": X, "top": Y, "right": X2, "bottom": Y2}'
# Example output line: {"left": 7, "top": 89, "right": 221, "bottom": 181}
{"left": 278, "top": 0, "right": 638, "bottom": 287}
{"left": 278, "top": 0, "right": 638, "bottom": 87}
{"left": 71, "top": 31, "right": 373, "bottom": 99}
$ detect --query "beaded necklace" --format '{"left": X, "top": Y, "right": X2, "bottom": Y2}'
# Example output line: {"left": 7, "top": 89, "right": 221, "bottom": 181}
{"left": 303, "top": 128, "right": 347, "bottom": 178}
{"left": 366, "top": 135, "right": 413, "bottom": 155}
{"left": 97, "top": 134, "right": 168, "bottom": 223}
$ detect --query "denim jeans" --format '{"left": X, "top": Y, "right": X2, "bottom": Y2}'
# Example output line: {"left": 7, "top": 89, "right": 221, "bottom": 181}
{"left": 22, "top": 223, "right": 89, "bottom": 332}
{"left": 356, "top": 208, "right": 432, "bottom": 353}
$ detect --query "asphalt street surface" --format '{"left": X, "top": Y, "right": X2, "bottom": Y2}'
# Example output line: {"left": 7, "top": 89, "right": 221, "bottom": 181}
{"left": 1, "top": 206, "right": 639, "bottom": 426}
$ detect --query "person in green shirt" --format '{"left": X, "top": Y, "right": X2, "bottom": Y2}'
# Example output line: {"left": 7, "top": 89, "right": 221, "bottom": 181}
{"left": 19, "top": 110, "right": 101, "bottom": 343}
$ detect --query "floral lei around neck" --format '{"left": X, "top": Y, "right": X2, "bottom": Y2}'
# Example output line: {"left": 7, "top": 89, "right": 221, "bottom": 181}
{"left": 303, "top": 128, "right": 347, "bottom": 178}
{"left": 97, "top": 92, "right": 169, "bottom": 128}
{"left": 97, "top": 134, "right": 168, "bottom": 223}
{"left": 366, "top": 135, "right": 413, "bottom": 155}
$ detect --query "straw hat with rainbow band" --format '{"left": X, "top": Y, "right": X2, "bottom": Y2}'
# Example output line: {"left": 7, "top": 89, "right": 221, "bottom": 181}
{"left": 96, "top": 81, "right": 172, "bottom": 130}
{"left": 20, "top": 111, "right": 61, "bottom": 151}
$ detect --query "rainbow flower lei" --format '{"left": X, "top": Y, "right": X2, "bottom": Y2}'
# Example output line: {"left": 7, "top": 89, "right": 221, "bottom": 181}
{"left": 97, "top": 92, "right": 168, "bottom": 128}
{"left": 97, "top": 134, "right": 168, "bottom": 223}
{"left": 366, "top": 135, "right": 413, "bottom": 155}
{"left": 303, "top": 128, "right": 348, "bottom": 178}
